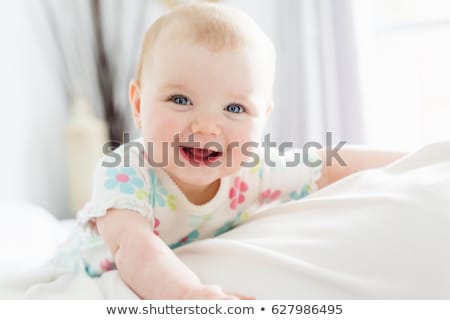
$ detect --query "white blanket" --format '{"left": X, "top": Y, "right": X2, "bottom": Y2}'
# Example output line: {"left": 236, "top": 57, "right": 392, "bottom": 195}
{"left": 1, "top": 141, "right": 449, "bottom": 299}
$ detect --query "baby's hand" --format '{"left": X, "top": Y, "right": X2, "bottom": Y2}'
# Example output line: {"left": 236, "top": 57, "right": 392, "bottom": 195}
{"left": 182, "top": 285, "right": 255, "bottom": 300}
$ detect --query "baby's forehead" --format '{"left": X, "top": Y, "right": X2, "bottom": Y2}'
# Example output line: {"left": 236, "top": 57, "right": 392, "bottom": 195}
{"left": 149, "top": 23, "right": 274, "bottom": 80}
{"left": 148, "top": 39, "right": 270, "bottom": 88}
{"left": 135, "top": 4, "right": 275, "bottom": 82}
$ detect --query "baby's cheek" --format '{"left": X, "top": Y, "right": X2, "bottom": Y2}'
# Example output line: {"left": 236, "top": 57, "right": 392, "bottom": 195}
{"left": 228, "top": 122, "right": 261, "bottom": 146}
{"left": 226, "top": 129, "right": 259, "bottom": 167}
{"left": 145, "top": 118, "right": 182, "bottom": 143}
{"left": 141, "top": 117, "right": 183, "bottom": 164}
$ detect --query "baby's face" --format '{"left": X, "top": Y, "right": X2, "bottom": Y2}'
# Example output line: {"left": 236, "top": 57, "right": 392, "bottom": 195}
{"left": 133, "top": 36, "right": 272, "bottom": 187}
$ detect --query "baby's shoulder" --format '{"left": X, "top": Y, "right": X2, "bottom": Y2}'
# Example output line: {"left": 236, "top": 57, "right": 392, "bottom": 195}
{"left": 100, "top": 137, "right": 147, "bottom": 169}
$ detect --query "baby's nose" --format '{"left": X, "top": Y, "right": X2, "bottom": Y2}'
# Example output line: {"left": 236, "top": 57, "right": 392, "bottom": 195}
{"left": 190, "top": 117, "right": 221, "bottom": 136}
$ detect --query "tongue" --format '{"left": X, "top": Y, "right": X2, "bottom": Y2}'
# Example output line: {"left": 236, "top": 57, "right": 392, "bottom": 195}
{"left": 189, "top": 148, "right": 214, "bottom": 159}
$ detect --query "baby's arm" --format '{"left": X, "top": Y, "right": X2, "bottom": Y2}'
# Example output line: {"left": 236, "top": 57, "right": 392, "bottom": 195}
{"left": 316, "top": 146, "right": 406, "bottom": 189}
{"left": 96, "top": 209, "right": 250, "bottom": 300}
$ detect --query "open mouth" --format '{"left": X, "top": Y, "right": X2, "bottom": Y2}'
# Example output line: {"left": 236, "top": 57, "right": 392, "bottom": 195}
{"left": 179, "top": 146, "right": 223, "bottom": 166}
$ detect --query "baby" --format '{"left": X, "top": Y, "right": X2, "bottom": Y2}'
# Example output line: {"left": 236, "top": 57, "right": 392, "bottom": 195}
{"left": 76, "top": 3, "right": 404, "bottom": 299}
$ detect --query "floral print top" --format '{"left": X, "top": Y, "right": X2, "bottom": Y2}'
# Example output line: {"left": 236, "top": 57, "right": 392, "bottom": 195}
{"left": 76, "top": 138, "right": 322, "bottom": 277}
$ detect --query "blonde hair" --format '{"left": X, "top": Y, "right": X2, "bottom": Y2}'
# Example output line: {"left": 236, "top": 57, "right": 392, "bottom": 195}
{"left": 134, "top": 3, "right": 276, "bottom": 84}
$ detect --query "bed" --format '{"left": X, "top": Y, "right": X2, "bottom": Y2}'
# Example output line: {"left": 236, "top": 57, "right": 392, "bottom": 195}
{"left": 1, "top": 141, "right": 449, "bottom": 299}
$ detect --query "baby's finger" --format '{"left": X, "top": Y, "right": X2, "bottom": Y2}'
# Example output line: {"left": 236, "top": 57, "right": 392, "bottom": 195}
{"left": 225, "top": 291, "right": 256, "bottom": 300}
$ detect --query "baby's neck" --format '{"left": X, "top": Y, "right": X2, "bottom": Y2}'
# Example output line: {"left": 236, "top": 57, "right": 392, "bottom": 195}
{"left": 170, "top": 176, "right": 221, "bottom": 206}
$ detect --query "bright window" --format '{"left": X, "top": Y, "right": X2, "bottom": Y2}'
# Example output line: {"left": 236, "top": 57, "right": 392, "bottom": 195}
{"left": 355, "top": 0, "right": 450, "bottom": 149}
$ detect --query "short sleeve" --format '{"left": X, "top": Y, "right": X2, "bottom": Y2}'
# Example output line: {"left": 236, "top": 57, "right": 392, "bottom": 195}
{"left": 77, "top": 142, "right": 153, "bottom": 234}
{"left": 259, "top": 147, "right": 323, "bottom": 203}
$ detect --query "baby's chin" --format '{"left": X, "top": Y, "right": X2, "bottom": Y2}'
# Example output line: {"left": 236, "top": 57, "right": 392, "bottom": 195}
{"left": 165, "top": 164, "right": 239, "bottom": 187}
{"left": 168, "top": 167, "right": 221, "bottom": 186}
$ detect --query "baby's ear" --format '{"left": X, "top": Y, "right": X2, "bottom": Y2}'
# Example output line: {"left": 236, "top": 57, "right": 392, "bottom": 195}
{"left": 129, "top": 80, "right": 142, "bottom": 128}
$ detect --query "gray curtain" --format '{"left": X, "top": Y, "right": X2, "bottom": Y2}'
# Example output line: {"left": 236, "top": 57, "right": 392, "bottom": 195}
{"left": 267, "top": 0, "right": 366, "bottom": 148}
{"left": 34, "top": 0, "right": 160, "bottom": 140}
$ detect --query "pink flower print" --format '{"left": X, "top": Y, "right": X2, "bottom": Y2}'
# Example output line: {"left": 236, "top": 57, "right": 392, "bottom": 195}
{"left": 259, "top": 189, "right": 281, "bottom": 205}
{"left": 104, "top": 167, "right": 144, "bottom": 194}
{"left": 153, "top": 217, "right": 160, "bottom": 236}
{"left": 99, "top": 259, "right": 115, "bottom": 272}
{"left": 229, "top": 177, "right": 248, "bottom": 210}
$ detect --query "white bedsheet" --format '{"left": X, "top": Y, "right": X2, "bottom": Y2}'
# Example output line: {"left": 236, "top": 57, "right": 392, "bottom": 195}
{"left": 1, "top": 141, "right": 449, "bottom": 299}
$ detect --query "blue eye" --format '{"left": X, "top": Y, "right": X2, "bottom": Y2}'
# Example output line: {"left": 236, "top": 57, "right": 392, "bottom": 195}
{"left": 170, "top": 95, "right": 191, "bottom": 105}
{"left": 225, "top": 103, "right": 245, "bottom": 113}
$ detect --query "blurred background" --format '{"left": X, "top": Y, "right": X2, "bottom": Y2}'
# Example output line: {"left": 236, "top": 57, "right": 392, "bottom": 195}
{"left": 0, "top": 0, "right": 449, "bottom": 219}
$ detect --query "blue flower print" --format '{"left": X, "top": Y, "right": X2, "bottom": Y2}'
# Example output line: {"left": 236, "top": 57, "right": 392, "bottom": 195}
{"left": 148, "top": 169, "right": 168, "bottom": 208}
{"left": 169, "top": 230, "right": 200, "bottom": 250}
{"left": 214, "top": 211, "right": 250, "bottom": 237}
{"left": 104, "top": 167, "right": 144, "bottom": 194}
{"left": 289, "top": 184, "right": 311, "bottom": 201}
{"left": 215, "top": 221, "right": 234, "bottom": 237}
{"left": 84, "top": 263, "right": 100, "bottom": 278}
